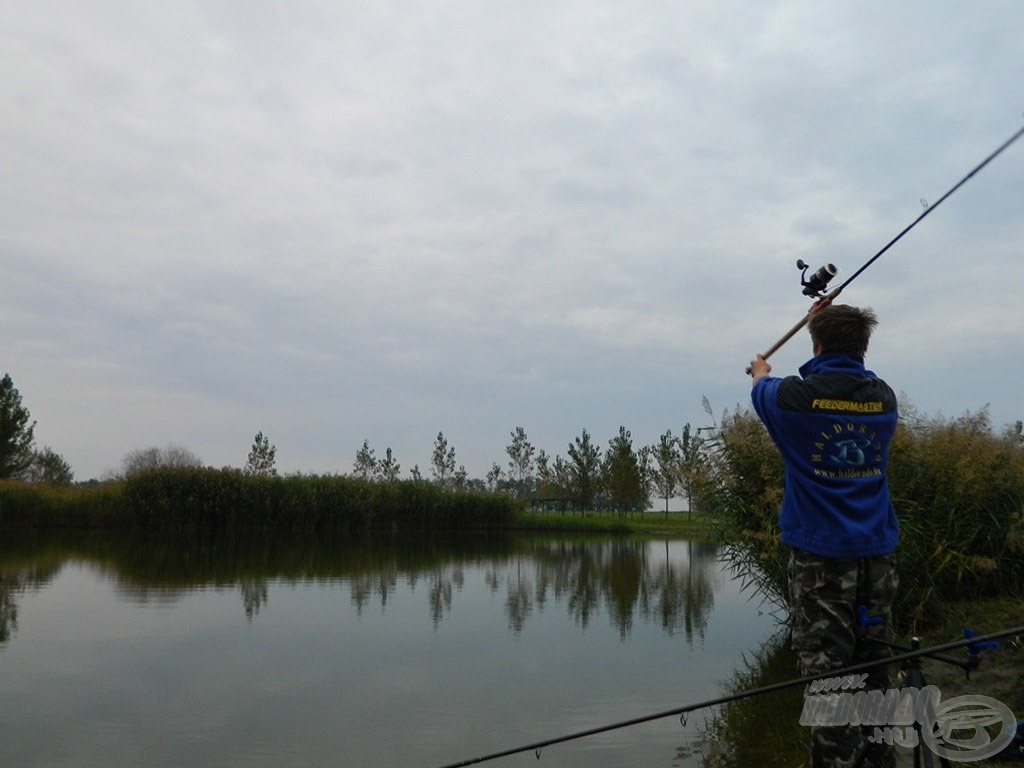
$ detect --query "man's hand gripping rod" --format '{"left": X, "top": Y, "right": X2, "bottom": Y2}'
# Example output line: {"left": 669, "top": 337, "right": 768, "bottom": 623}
{"left": 746, "top": 122, "right": 1024, "bottom": 374}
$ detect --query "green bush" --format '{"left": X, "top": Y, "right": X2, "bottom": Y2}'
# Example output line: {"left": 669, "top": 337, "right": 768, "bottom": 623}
{"left": 887, "top": 408, "right": 1024, "bottom": 625}
{"left": 708, "top": 406, "right": 1024, "bottom": 631}
{"left": 706, "top": 408, "right": 788, "bottom": 609}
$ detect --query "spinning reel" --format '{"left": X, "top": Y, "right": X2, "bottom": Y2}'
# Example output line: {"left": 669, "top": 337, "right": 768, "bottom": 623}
{"left": 747, "top": 123, "right": 1024, "bottom": 370}
{"left": 797, "top": 260, "right": 838, "bottom": 298}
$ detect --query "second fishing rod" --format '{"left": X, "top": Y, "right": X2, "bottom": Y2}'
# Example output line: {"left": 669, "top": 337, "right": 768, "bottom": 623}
{"left": 432, "top": 623, "right": 1024, "bottom": 768}
{"left": 748, "top": 122, "right": 1024, "bottom": 373}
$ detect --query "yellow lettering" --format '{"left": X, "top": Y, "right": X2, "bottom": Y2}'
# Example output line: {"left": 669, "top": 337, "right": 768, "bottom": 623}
{"left": 811, "top": 399, "right": 884, "bottom": 414}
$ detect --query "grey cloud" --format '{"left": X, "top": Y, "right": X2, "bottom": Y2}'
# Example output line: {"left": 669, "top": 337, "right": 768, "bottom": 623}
{"left": 3, "top": 1, "right": 1023, "bottom": 478}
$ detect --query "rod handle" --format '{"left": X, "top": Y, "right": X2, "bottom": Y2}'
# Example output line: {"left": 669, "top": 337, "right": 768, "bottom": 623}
{"left": 745, "top": 288, "right": 843, "bottom": 374}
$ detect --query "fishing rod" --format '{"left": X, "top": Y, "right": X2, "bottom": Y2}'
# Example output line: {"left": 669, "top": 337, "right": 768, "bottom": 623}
{"left": 750, "top": 123, "right": 1024, "bottom": 370}
{"left": 432, "top": 624, "right": 1024, "bottom": 768}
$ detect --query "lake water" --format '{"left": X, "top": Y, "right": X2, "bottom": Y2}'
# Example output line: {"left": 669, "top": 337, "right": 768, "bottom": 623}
{"left": 0, "top": 531, "right": 805, "bottom": 767}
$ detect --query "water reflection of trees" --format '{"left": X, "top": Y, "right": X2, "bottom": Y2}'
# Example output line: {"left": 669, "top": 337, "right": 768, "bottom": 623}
{"left": 506, "top": 539, "right": 720, "bottom": 641}
{"left": 350, "top": 570, "right": 399, "bottom": 615}
{"left": 0, "top": 574, "right": 18, "bottom": 643}
{"left": 1, "top": 532, "right": 723, "bottom": 642}
{"left": 240, "top": 577, "right": 268, "bottom": 621}
{"left": 0, "top": 560, "right": 64, "bottom": 644}
{"left": 683, "top": 629, "right": 806, "bottom": 768}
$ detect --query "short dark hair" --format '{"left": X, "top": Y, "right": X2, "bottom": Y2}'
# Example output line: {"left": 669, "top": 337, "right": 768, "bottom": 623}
{"left": 808, "top": 304, "right": 878, "bottom": 357}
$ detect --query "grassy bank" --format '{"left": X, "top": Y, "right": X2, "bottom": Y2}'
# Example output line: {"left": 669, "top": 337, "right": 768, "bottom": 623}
{"left": 908, "top": 596, "right": 1024, "bottom": 767}
{"left": 915, "top": 596, "right": 1024, "bottom": 713}
{"left": 518, "top": 510, "right": 721, "bottom": 536}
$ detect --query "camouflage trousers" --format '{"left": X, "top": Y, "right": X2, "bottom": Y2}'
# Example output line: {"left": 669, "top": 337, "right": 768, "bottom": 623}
{"left": 788, "top": 549, "right": 899, "bottom": 768}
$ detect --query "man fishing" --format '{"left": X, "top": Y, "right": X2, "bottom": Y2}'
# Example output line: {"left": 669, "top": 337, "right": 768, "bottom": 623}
{"left": 749, "top": 302, "right": 899, "bottom": 768}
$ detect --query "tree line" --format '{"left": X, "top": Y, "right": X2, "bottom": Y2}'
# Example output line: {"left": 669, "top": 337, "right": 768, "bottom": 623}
{"left": 289, "top": 424, "right": 713, "bottom": 515}
{"left": 2, "top": 372, "right": 714, "bottom": 514}
{"left": 0, "top": 374, "right": 74, "bottom": 485}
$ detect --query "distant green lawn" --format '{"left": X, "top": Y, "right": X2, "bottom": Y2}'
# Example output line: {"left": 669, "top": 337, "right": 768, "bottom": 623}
{"left": 516, "top": 510, "right": 721, "bottom": 535}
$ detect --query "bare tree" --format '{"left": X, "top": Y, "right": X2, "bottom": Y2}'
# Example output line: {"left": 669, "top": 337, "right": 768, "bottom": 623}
{"left": 21, "top": 446, "right": 74, "bottom": 486}
{"left": 121, "top": 444, "right": 202, "bottom": 476}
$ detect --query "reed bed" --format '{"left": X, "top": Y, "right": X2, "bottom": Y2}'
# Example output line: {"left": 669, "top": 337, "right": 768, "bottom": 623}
{"left": 707, "top": 406, "right": 1024, "bottom": 631}
{"left": 0, "top": 468, "right": 522, "bottom": 533}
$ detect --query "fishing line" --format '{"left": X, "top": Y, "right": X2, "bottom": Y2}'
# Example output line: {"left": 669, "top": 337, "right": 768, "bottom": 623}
{"left": 432, "top": 624, "right": 1024, "bottom": 768}
{"left": 753, "top": 122, "right": 1024, "bottom": 367}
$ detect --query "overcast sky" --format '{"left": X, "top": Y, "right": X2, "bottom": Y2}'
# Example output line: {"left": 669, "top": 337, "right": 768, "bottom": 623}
{"left": 3, "top": 1, "right": 1023, "bottom": 481}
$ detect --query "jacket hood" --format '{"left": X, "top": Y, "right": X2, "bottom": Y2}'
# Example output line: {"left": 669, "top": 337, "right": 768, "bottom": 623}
{"left": 798, "top": 352, "right": 874, "bottom": 379}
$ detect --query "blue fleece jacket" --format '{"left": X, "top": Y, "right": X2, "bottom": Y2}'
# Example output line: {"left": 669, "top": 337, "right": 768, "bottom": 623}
{"left": 751, "top": 353, "right": 899, "bottom": 558}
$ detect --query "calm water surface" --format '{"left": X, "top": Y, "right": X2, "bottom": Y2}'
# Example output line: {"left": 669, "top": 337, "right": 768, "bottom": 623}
{"left": 0, "top": 531, "right": 804, "bottom": 767}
